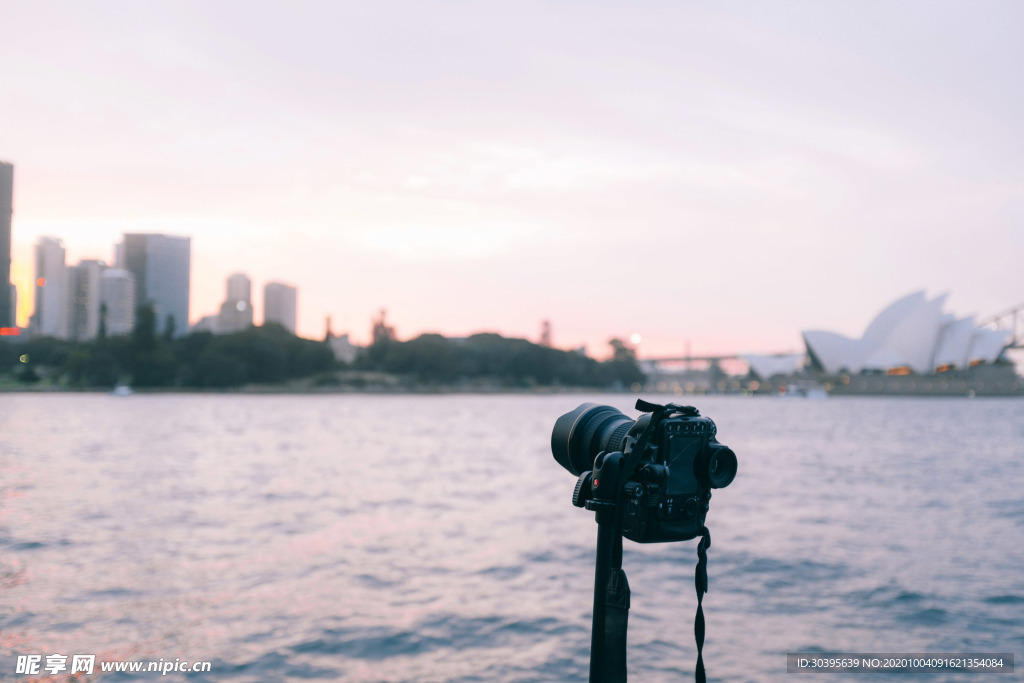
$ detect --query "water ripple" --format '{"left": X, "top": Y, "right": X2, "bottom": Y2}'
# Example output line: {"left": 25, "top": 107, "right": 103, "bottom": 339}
{"left": 0, "top": 394, "right": 1021, "bottom": 682}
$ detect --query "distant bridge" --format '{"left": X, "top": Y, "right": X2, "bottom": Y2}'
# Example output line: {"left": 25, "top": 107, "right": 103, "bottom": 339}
{"left": 637, "top": 352, "right": 791, "bottom": 377}
{"left": 636, "top": 353, "right": 759, "bottom": 381}
{"left": 639, "top": 354, "right": 741, "bottom": 365}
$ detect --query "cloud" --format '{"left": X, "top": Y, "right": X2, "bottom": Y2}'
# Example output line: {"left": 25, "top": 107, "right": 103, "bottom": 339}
{"left": 355, "top": 222, "right": 542, "bottom": 260}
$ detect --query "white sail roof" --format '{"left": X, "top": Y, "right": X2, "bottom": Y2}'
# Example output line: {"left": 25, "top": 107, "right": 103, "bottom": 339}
{"left": 934, "top": 316, "right": 975, "bottom": 369}
{"left": 968, "top": 328, "right": 1013, "bottom": 364}
{"left": 802, "top": 330, "right": 868, "bottom": 375}
{"left": 877, "top": 293, "right": 946, "bottom": 374}
{"left": 803, "top": 291, "right": 1010, "bottom": 375}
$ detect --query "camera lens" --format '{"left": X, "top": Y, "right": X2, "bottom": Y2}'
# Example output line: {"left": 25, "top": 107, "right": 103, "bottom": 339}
{"left": 551, "top": 403, "right": 635, "bottom": 475}
{"left": 702, "top": 443, "right": 737, "bottom": 488}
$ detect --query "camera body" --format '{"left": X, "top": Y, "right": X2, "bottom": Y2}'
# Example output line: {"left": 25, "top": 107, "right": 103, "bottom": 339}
{"left": 552, "top": 401, "right": 736, "bottom": 543}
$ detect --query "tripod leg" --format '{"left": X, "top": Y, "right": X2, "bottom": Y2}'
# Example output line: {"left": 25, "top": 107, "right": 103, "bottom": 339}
{"left": 589, "top": 508, "right": 616, "bottom": 683}
{"left": 604, "top": 557, "right": 630, "bottom": 681}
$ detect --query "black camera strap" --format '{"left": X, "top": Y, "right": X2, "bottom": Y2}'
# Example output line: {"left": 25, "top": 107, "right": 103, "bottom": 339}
{"left": 694, "top": 525, "right": 711, "bottom": 683}
{"left": 599, "top": 522, "right": 714, "bottom": 683}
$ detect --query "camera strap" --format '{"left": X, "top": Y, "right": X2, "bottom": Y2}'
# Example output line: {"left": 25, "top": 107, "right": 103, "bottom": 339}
{"left": 694, "top": 525, "right": 711, "bottom": 683}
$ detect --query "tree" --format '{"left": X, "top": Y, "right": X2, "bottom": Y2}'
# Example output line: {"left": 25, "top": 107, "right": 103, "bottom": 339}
{"left": 604, "top": 338, "right": 644, "bottom": 386}
{"left": 191, "top": 351, "right": 248, "bottom": 387}
{"left": 131, "top": 349, "right": 178, "bottom": 387}
{"left": 609, "top": 338, "right": 635, "bottom": 363}
{"left": 133, "top": 304, "right": 157, "bottom": 351}
{"left": 163, "top": 314, "right": 176, "bottom": 341}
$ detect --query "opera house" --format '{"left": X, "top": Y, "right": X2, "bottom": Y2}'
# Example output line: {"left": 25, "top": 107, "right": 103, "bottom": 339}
{"left": 746, "top": 291, "right": 1021, "bottom": 396}
{"left": 804, "top": 291, "right": 1011, "bottom": 375}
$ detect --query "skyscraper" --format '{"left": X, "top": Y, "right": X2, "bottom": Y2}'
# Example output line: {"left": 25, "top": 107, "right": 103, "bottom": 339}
{"left": 0, "top": 161, "right": 13, "bottom": 328}
{"left": 68, "top": 259, "right": 106, "bottom": 341}
{"left": 264, "top": 282, "right": 297, "bottom": 334}
{"left": 100, "top": 268, "right": 135, "bottom": 337}
{"left": 31, "top": 237, "right": 69, "bottom": 339}
{"left": 217, "top": 272, "right": 253, "bottom": 333}
{"left": 226, "top": 272, "right": 250, "bottom": 303}
{"left": 122, "top": 233, "right": 191, "bottom": 338}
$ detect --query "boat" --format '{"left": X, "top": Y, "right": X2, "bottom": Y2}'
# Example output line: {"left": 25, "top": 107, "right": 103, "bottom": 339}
{"left": 778, "top": 380, "right": 828, "bottom": 399}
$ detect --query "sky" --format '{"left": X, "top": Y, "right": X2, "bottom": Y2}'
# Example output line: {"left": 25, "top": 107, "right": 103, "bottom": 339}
{"left": 2, "top": 1, "right": 1022, "bottom": 358}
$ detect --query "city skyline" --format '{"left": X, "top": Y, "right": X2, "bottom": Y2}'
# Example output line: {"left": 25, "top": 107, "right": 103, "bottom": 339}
{"left": 2, "top": 2, "right": 1023, "bottom": 357}
{"left": 11, "top": 227, "right": 303, "bottom": 342}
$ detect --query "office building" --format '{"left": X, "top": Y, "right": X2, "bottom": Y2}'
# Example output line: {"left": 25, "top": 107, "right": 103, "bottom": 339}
{"left": 100, "top": 268, "right": 136, "bottom": 337}
{"left": 0, "top": 161, "right": 13, "bottom": 328}
{"left": 226, "top": 272, "right": 250, "bottom": 303}
{"left": 31, "top": 237, "right": 69, "bottom": 339}
{"left": 217, "top": 272, "right": 253, "bottom": 334}
{"left": 263, "top": 282, "right": 297, "bottom": 334}
{"left": 69, "top": 259, "right": 106, "bottom": 341}
{"left": 122, "top": 233, "right": 191, "bottom": 338}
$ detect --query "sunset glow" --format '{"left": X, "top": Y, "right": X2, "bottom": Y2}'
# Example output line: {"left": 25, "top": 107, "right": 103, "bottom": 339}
{"left": 3, "top": 2, "right": 1022, "bottom": 357}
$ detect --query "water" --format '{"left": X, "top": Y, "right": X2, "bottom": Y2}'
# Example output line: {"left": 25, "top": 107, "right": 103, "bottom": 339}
{"left": 1, "top": 394, "right": 1021, "bottom": 682}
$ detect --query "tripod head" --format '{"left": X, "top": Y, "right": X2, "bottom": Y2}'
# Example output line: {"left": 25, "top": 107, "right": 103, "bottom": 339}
{"left": 551, "top": 399, "right": 735, "bottom": 682}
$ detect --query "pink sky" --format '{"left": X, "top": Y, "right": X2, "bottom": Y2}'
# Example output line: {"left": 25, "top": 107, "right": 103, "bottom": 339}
{"left": 3, "top": 1, "right": 1023, "bottom": 358}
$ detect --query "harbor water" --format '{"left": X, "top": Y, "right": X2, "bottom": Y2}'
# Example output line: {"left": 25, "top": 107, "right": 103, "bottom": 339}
{"left": 1, "top": 394, "right": 1022, "bottom": 681}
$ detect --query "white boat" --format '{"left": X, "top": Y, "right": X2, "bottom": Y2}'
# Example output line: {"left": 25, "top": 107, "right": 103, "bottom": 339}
{"left": 779, "top": 381, "right": 828, "bottom": 399}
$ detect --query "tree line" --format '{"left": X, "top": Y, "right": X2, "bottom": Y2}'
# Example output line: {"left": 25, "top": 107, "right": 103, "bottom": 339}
{"left": 354, "top": 332, "right": 643, "bottom": 388}
{"left": 0, "top": 307, "right": 644, "bottom": 390}
{"left": 0, "top": 305, "right": 335, "bottom": 388}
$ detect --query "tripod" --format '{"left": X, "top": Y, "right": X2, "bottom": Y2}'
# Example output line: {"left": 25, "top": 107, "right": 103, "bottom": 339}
{"left": 581, "top": 493, "right": 711, "bottom": 683}
{"left": 585, "top": 497, "right": 629, "bottom": 683}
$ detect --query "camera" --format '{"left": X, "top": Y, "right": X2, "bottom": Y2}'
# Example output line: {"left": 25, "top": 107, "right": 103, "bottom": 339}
{"left": 551, "top": 400, "right": 736, "bottom": 543}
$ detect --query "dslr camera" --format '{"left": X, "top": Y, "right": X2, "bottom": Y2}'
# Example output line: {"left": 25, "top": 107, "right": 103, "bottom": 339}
{"left": 551, "top": 400, "right": 737, "bottom": 543}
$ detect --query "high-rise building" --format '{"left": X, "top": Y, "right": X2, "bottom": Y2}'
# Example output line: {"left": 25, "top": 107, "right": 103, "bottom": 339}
{"left": 100, "top": 268, "right": 136, "bottom": 337}
{"left": 226, "top": 273, "right": 250, "bottom": 303}
{"left": 264, "top": 282, "right": 297, "bottom": 334}
{"left": 0, "top": 161, "right": 13, "bottom": 328}
{"left": 217, "top": 272, "right": 253, "bottom": 334}
{"left": 122, "top": 233, "right": 191, "bottom": 338}
{"left": 69, "top": 259, "right": 106, "bottom": 341}
{"left": 31, "top": 237, "right": 69, "bottom": 339}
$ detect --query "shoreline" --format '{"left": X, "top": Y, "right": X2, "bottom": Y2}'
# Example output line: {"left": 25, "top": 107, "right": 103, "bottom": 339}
{"left": 3, "top": 383, "right": 1023, "bottom": 398}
